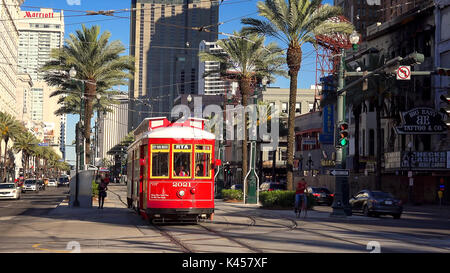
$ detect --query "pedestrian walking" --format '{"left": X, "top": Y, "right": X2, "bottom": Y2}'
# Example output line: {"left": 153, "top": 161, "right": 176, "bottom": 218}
{"left": 295, "top": 179, "right": 308, "bottom": 218}
{"left": 98, "top": 175, "right": 108, "bottom": 209}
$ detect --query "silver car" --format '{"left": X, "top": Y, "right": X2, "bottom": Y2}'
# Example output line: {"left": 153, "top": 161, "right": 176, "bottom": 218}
{"left": 0, "top": 183, "right": 21, "bottom": 200}
{"left": 23, "top": 179, "right": 39, "bottom": 192}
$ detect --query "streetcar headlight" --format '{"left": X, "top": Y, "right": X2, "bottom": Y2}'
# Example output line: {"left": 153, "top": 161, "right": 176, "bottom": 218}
{"left": 177, "top": 190, "right": 185, "bottom": 198}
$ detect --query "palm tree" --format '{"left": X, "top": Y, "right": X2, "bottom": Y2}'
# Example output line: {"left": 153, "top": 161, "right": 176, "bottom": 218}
{"left": 242, "top": 0, "right": 354, "bottom": 190}
{"left": 199, "top": 30, "right": 286, "bottom": 187}
{"left": 13, "top": 131, "right": 39, "bottom": 179}
{"left": 41, "top": 24, "right": 134, "bottom": 164}
{"left": 0, "top": 112, "right": 21, "bottom": 181}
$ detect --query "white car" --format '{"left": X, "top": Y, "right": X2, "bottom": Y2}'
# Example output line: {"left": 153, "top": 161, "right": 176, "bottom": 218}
{"left": 48, "top": 179, "right": 57, "bottom": 187}
{"left": 0, "top": 183, "right": 21, "bottom": 200}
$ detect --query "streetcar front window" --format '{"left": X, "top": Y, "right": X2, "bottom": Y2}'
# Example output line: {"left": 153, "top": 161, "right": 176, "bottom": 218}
{"left": 151, "top": 144, "right": 169, "bottom": 178}
{"left": 172, "top": 144, "right": 192, "bottom": 178}
{"left": 195, "top": 145, "right": 212, "bottom": 178}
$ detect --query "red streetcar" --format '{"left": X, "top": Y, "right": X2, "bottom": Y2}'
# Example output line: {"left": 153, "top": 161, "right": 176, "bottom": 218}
{"left": 126, "top": 117, "right": 219, "bottom": 223}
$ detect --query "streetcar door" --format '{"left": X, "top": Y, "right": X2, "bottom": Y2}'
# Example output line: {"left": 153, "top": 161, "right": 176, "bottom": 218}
{"left": 139, "top": 144, "right": 148, "bottom": 211}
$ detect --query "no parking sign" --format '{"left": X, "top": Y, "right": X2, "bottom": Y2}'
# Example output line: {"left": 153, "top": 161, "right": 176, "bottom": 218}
{"left": 397, "top": 66, "right": 411, "bottom": 80}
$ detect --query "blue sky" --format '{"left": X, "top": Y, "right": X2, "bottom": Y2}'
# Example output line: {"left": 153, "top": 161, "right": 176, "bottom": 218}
{"left": 22, "top": 0, "right": 333, "bottom": 165}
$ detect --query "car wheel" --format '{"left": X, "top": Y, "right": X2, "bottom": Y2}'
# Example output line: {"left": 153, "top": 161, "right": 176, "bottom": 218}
{"left": 363, "top": 205, "right": 370, "bottom": 217}
{"left": 393, "top": 214, "right": 401, "bottom": 219}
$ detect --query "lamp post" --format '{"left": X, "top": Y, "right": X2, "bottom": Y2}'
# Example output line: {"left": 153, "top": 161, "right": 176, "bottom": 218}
{"left": 331, "top": 31, "right": 360, "bottom": 217}
{"left": 408, "top": 141, "right": 414, "bottom": 205}
{"left": 308, "top": 152, "right": 313, "bottom": 176}
{"left": 245, "top": 76, "right": 268, "bottom": 204}
{"left": 70, "top": 67, "right": 85, "bottom": 207}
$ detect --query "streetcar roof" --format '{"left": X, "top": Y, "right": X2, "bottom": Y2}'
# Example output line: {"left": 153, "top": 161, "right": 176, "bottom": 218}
{"left": 143, "top": 126, "right": 216, "bottom": 140}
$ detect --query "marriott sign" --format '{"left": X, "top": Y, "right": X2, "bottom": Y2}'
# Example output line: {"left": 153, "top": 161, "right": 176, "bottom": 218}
{"left": 23, "top": 11, "right": 55, "bottom": 18}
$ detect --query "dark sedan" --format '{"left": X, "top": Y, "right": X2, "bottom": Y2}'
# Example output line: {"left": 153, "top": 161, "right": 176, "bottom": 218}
{"left": 350, "top": 190, "right": 403, "bottom": 219}
{"left": 307, "top": 187, "right": 334, "bottom": 206}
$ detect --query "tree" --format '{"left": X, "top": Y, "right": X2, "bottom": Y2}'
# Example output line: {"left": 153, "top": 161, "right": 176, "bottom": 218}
{"left": 242, "top": 0, "right": 354, "bottom": 190}
{"left": 0, "top": 112, "right": 21, "bottom": 181}
{"left": 199, "top": 30, "right": 286, "bottom": 187}
{"left": 42, "top": 24, "right": 134, "bottom": 164}
{"left": 13, "top": 131, "right": 39, "bottom": 179}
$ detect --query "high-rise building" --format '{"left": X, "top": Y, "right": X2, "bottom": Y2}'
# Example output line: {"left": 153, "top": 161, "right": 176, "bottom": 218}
{"left": 128, "top": 0, "right": 219, "bottom": 132}
{"left": 0, "top": 0, "right": 24, "bottom": 118}
{"left": 198, "top": 40, "right": 231, "bottom": 95}
{"left": 379, "top": 0, "right": 432, "bottom": 22}
{"left": 18, "top": 8, "right": 66, "bottom": 158}
{"left": 334, "top": 0, "right": 380, "bottom": 38}
{"left": 98, "top": 95, "right": 129, "bottom": 162}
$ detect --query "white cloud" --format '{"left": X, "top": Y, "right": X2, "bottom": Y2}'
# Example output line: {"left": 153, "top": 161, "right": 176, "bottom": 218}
{"left": 66, "top": 0, "right": 81, "bottom": 5}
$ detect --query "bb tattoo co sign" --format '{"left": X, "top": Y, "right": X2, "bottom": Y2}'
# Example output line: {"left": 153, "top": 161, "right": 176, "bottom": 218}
{"left": 394, "top": 107, "right": 448, "bottom": 134}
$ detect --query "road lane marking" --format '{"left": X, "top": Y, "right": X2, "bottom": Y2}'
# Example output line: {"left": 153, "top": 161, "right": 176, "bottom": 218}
{"left": 32, "top": 243, "right": 71, "bottom": 253}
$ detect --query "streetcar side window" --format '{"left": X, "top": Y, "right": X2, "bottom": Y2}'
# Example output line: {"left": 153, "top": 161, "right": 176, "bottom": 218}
{"left": 172, "top": 144, "right": 192, "bottom": 178}
{"left": 150, "top": 144, "right": 169, "bottom": 178}
{"left": 194, "top": 145, "right": 212, "bottom": 179}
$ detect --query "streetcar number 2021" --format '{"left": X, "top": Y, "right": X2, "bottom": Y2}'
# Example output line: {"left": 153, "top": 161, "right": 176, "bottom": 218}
{"left": 173, "top": 182, "right": 191, "bottom": 188}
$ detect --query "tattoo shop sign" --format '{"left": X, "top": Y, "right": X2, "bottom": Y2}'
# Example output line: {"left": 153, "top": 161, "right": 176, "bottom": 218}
{"left": 395, "top": 107, "right": 448, "bottom": 134}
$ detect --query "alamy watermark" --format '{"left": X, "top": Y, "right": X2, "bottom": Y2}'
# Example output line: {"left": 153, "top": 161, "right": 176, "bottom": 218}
{"left": 171, "top": 97, "right": 280, "bottom": 151}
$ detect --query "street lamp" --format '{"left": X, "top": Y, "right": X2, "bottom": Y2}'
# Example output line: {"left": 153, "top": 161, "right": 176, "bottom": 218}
{"left": 244, "top": 76, "right": 268, "bottom": 204}
{"left": 349, "top": 31, "right": 360, "bottom": 51}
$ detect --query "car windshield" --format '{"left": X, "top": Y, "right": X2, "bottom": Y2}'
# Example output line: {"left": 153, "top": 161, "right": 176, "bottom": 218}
{"left": 312, "top": 188, "right": 331, "bottom": 194}
{"left": 59, "top": 177, "right": 69, "bottom": 182}
{"left": 25, "top": 180, "right": 36, "bottom": 184}
{"left": 372, "top": 192, "right": 394, "bottom": 199}
{"left": 271, "top": 184, "right": 286, "bottom": 190}
{"left": 0, "top": 184, "right": 15, "bottom": 189}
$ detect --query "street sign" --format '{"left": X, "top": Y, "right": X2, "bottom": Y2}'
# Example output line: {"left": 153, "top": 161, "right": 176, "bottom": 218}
{"left": 396, "top": 66, "right": 411, "bottom": 80}
{"left": 38, "top": 143, "right": 49, "bottom": 147}
{"left": 330, "top": 169, "right": 350, "bottom": 176}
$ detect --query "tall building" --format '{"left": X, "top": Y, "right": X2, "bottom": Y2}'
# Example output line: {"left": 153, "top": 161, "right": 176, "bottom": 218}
{"left": 18, "top": 8, "right": 66, "bottom": 157}
{"left": 379, "top": 0, "right": 432, "bottom": 22}
{"left": 98, "top": 95, "right": 129, "bottom": 162}
{"left": 128, "top": 0, "right": 219, "bottom": 132}
{"left": 0, "top": 0, "right": 24, "bottom": 118}
{"left": 198, "top": 40, "right": 231, "bottom": 95}
{"left": 334, "top": 0, "right": 380, "bottom": 38}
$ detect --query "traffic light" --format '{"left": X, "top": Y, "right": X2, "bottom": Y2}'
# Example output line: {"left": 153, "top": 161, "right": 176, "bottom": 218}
{"left": 338, "top": 122, "right": 349, "bottom": 147}
{"left": 439, "top": 94, "right": 450, "bottom": 126}
{"left": 436, "top": 67, "right": 450, "bottom": 76}
{"left": 335, "top": 122, "right": 349, "bottom": 147}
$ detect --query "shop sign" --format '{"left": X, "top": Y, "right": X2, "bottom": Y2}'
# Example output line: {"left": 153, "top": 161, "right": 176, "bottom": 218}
{"left": 395, "top": 107, "right": 447, "bottom": 134}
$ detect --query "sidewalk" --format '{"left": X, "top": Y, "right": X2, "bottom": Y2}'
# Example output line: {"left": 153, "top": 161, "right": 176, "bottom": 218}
{"left": 20, "top": 184, "right": 179, "bottom": 253}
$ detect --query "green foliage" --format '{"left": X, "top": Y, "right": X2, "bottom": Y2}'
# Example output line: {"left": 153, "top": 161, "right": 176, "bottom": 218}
{"left": 259, "top": 191, "right": 315, "bottom": 209}
{"left": 92, "top": 180, "right": 99, "bottom": 197}
{"left": 222, "top": 189, "right": 244, "bottom": 201}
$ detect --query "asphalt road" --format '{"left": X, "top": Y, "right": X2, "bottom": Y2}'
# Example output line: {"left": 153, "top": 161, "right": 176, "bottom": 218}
{"left": 0, "top": 186, "right": 69, "bottom": 218}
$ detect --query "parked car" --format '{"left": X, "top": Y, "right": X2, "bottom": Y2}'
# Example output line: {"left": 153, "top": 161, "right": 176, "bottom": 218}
{"left": 230, "top": 184, "right": 243, "bottom": 191}
{"left": 48, "top": 179, "right": 57, "bottom": 187}
{"left": 307, "top": 187, "right": 334, "bottom": 206}
{"left": 350, "top": 190, "right": 403, "bottom": 219}
{"left": 58, "top": 176, "right": 70, "bottom": 187}
{"left": 23, "top": 179, "right": 39, "bottom": 192}
{"left": 259, "top": 182, "right": 287, "bottom": 192}
{"left": 0, "top": 183, "right": 21, "bottom": 200}
{"left": 36, "top": 180, "right": 45, "bottom": 191}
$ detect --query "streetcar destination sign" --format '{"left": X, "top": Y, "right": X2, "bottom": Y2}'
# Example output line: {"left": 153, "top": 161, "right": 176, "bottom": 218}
{"left": 330, "top": 169, "right": 350, "bottom": 176}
